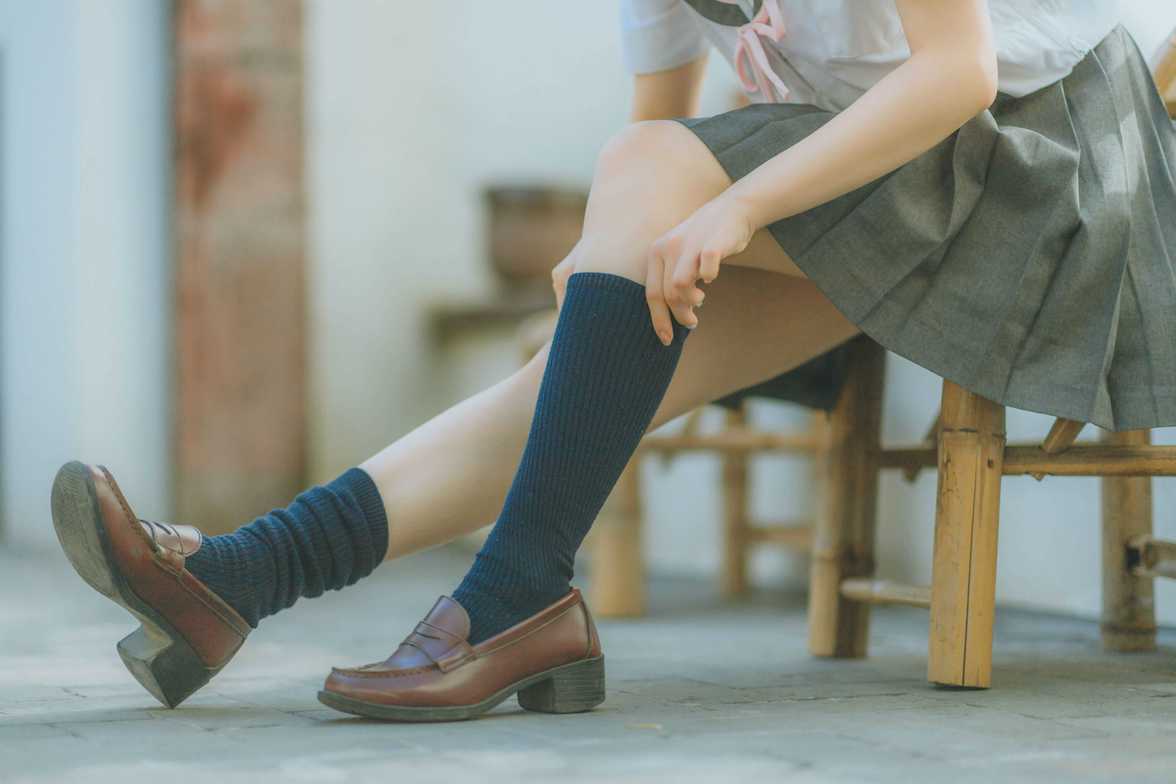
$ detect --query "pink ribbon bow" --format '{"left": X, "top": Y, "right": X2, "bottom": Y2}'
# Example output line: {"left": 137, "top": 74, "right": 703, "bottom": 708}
{"left": 717, "top": 0, "right": 791, "bottom": 102}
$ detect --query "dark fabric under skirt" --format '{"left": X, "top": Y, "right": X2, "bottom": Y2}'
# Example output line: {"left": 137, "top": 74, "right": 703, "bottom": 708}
{"left": 681, "top": 25, "right": 1176, "bottom": 430}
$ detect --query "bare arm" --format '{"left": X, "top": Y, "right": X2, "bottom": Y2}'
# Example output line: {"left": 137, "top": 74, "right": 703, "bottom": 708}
{"left": 650, "top": 0, "right": 999, "bottom": 334}
{"left": 630, "top": 55, "right": 709, "bottom": 122}
{"left": 727, "top": 0, "right": 998, "bottom": 229}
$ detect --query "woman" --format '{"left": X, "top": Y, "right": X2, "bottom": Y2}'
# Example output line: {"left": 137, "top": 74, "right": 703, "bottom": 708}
{"left": 50, "top": 0, "right": 1174, "bottom": 721}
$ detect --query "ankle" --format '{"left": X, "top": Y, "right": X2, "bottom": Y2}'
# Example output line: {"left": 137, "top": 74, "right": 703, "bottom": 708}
{"left": 185, "top": 532, "right": 272, "bottom": 627}
{"left": 184, "top": 467, "right": 390, "bottom": 628}
{"left": 453, "top": 565, "right": 569, "bottom": 645}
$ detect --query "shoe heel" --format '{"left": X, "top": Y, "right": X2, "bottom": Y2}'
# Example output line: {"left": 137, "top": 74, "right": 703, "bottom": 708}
{"left": 517, "top": 655, "right": 605, "bottom": 714}
{"left": 117, "top": 621, "right": 212, "bottom": 708}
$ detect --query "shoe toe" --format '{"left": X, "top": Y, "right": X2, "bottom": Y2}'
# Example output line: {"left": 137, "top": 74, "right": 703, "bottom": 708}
{"left": 323, "top": 666, "right": 361, "bottom": 692}
{"left": 322, "top": 663, "right": 389, "bottom": 696}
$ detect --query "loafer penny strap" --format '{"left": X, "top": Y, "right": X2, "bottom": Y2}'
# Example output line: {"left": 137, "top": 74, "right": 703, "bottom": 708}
{"left": 402, "top": 621, "right": 477, "bottom": 673}
{"left": 140, "top": 519, "right": 204, "bottom": 557}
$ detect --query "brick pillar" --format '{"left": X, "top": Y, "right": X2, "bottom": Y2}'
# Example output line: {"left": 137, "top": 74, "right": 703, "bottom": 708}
{"left": 174, "top": 1, "right": 306, "bottom": 531}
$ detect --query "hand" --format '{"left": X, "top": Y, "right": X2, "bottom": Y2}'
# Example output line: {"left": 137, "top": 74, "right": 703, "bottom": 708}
{"left": 645, "top": 193, "right": 755, "bottom": 344}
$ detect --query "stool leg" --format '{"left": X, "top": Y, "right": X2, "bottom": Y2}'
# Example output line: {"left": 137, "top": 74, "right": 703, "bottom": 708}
{"left": 721, "top": 405, "right": 750, "bottom": 597}
{"left": 589, "top": 459, "right": 645, "bottom": 617}
{"left": 928, "top": 381, "right": 1006, "bottom": 688}
{"left": 808, "top": 337, "right": 886, "bottom": 658}
{"left": 1100, "top": 428, "right": 1157, "bottom": 652}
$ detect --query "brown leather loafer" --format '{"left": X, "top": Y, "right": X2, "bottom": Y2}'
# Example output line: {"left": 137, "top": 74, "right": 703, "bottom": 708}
{"left": 50, "top": 461, "right": 250, "bottom": 708}
{"left": 318, "top": 588, "right": 605, "bottom": 721}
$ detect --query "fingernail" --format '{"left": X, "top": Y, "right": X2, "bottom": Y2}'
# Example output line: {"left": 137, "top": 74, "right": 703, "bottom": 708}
{"left": 659, "top": 332, "right": 671, "bottom": 344}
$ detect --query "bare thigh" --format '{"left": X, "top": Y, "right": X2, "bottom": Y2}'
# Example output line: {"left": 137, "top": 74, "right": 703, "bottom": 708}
{"left": 652, "top": 267, "right": 858, "bottom": 425}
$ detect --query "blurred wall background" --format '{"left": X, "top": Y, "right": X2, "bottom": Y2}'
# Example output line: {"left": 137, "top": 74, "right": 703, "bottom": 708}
{"left": 1, "top": 1, "right": 1173, "bottom": 623}
{"left": 0, "top": 1, "right": 171, "bottom": 551}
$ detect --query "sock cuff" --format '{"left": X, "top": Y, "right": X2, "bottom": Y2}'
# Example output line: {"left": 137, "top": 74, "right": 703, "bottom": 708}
{"left": 329, "top": 467, "right": 389, "bottom": 559}
{"left": 566, "top": 271, "right": 645, "bottom": 296}
{"left": 565, "top": 271, "right": 691, "bottom": 346}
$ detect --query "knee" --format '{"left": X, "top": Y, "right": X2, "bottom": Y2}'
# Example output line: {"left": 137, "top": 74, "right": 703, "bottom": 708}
{"left": 572, "top": 121, "right": 718, "bottom": 282}
{"left": 595, "top": 120, "right": 689, "bottom": 181}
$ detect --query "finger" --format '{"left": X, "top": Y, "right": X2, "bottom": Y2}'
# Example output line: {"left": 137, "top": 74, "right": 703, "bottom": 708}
{"left": 645, "top": 253, "right": 675, "bottom": 346}
{"left": 670, "top": 250, "right": 706, "bottom": 309}
{"left": 698, "top": 247, "right": 722, "bottom": 284}
{"left": 664, "top": 250, "right": 699, "bottom": 330}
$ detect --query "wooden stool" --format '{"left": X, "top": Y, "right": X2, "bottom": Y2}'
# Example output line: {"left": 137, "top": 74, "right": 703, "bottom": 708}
{"left": 1156, "top": 29, "right": 1176, "bottom": 115}
{"left": 808, "top": 337, "right": 1176, "bottom": 688}
{"left": 517, "top": 310, "right": 829, "bottom": 618}
{"left": 810, "top": 32, "right": 1176, "bottom": 687}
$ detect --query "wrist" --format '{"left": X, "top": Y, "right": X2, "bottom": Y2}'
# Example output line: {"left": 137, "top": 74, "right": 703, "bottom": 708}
{"left": 723, "top": 184, "right": 769, "bottom": 232}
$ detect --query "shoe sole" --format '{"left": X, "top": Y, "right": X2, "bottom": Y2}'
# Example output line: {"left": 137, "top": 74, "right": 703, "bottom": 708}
{"left": 316, "top": 654, "right": 606, "bottom": 722}
{"left": 50, "top": 461, "right": 218, "bottom": 708}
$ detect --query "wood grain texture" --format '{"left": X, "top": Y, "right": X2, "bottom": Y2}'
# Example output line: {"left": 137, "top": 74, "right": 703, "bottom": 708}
{"left": 588, "top": 463, "right": 646, "bottom": 617}
{"left": 840, "top": 579, "right": 931, "bottom": 608}
{"left": 720, "top": 406, "right": 751, "bottom": 597}
{"left": 808, "top": 337, "right": 886, "bottom": 658}
{"left": 1132, "top": 536, "right": 1176, "bottom": 579}
{"left": 1041, "top": 418, "right": 1085, "bottom": 454}
{"left": 880, "top": 444, "right": 1176, "bottom": 477}
{"left": 1100, "top": 429, "right": 1157, "bottom": 653}
{"left": 928, "top": 381, "right": 1005, "bottom": 688}
{"left": 1155, "top": 29, "right": 1176, "bottom": 117}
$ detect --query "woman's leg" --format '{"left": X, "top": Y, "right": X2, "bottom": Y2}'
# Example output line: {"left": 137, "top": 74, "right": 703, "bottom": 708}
{"left": 442, "top": 121, "right": 858, "bottom": 642}
{"left": 369, "top": 268, "right": 855, "bottom": 562}
{"left": 186, "top": 119, "right": 856, "bottom": 630}
{"left": 370, "top": 119, "right": 847, "bottom": 561}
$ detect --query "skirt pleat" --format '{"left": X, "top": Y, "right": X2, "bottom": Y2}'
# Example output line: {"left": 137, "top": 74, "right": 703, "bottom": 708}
{"left": 680, "top": 25, "right": 1176, "bottom": 430}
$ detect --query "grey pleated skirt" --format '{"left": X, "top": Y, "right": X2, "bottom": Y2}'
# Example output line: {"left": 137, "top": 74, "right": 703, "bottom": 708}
{"left": 679, "top": 25, "right": 1176, "bottom": 431}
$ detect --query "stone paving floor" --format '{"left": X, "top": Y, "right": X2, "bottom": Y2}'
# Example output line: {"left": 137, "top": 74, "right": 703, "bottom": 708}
{"left": 2, "top": 545, "right": 1175, "bottom": 784}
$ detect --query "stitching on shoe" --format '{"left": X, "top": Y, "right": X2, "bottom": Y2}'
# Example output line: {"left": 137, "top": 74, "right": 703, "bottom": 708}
{"left": 339, "top": 663, "right": 438, "bottom": 678}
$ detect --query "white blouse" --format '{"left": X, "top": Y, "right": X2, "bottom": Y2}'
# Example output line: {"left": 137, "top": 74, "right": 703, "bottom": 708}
{"left": 620, "top": 0, "right": 1124, "bottom": 111}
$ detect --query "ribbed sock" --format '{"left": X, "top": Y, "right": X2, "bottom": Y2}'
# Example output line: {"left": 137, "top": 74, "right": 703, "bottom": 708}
{"left": 453, "top": 272, "right": 690, "bottom": 644}
{"left": 184, "top": 467, "right": 389, "bottom": 627}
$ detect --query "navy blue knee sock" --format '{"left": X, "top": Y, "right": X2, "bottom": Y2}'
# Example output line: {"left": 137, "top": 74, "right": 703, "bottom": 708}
{"left": 185, "top": 467, "right": 388, "bottom": 627}
{"left": 453, "top": 272, "right": 690, "bottom": 644}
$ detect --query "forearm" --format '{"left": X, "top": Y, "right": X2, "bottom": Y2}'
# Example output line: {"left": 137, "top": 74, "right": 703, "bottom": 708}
{"left": 630, "top": 55, "right": 709, "bottom": 122}
{"left": 728, "top": 1, "right": 998, "bottom": 230}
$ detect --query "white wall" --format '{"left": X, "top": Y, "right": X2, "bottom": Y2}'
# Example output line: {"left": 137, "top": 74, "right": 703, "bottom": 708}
{"left": 304, "top": 0, "right": 746, "bottom": 474}
{"left": 305, "top": 1, "right": 1176, "bottom": 622}
{"left": 0, "top": 1, "right": 171, "bottom": 551}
